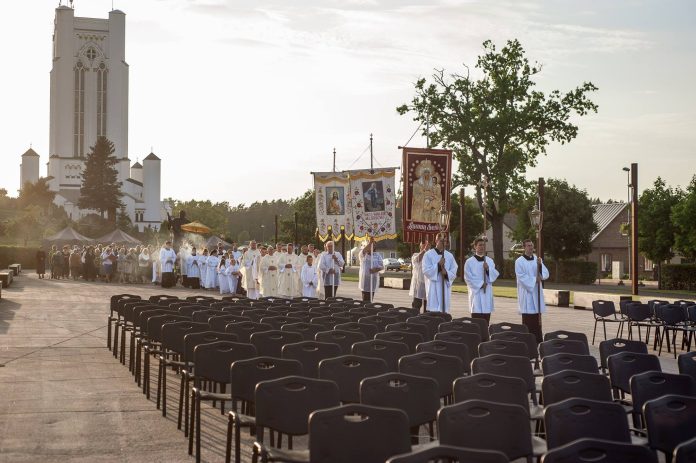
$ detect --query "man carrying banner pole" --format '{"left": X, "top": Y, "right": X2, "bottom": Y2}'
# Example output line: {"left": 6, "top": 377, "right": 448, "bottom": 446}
{"left": 359, "top": 236, "right": 383, "bottom": 302}
{"left": 422, "top": 233, "right": 457, "bottom": 313}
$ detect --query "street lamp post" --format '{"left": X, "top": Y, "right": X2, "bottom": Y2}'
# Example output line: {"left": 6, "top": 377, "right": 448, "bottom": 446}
{"left": 438, "top": 200, "right": 452, "bottom": 313}
{"left": 622, "top": 167, "right": 631, "bottom": 283}
{"left": 340, "top": 225, "right": 346, "bottom": 273}
{"left": 260, "top": 224, "right": 265, "bottom": 244}
{"left": 528, "top": 178, "right": 545, "bottom": 343}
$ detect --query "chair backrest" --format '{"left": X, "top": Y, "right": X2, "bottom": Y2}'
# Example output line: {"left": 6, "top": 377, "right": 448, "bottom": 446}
{"left": 644, "top": 394, "right": 696, "bottom": 457}
{"left": 308, "top": 404, "right": 411, "bottom": 463}
{"left": 544, "top": 398, "right": 631, "bottom": 449}
{"left": 630, "top": 371, "right": 696, "bottom": 417}
{"left": 352, "top": 339, "right": 410, "bottom": 371}
{"left": 406, "top": 315, "right": 440, "bottom": 340}
{"left": 435, "top": 331, "right": 482, "bottom": 360}
{"left": 539, "top": 339, "right": 590, "bottom": 359}
{"left": 542, "top": 438, "right": 658, "bottom": 463}
{"left": 364, "top": 302, "right": 394, "bottom": 310}
{"left": 438, "top": 399, "right": 532, "bottom": 461}
{"left": 357, "top": 315, "right": 393, "bottom": 333}
{"left": 136, "top": 308, "right": 175, "bottom": 332}
{"left": 178, "top": 304, "right": 211, "bottom": 317}
{"left": 375, "top": 331, "right": 423, "bottom": 353}
{"left": 386, "top": 307, "right": 420, "bottom": 320}
{"left": 655, "top": 304, "right": 687, "bottom": 325}
{"left": 281, "top": 322, "right": 326, "bottom": 341}
{"left": 191, "top": 309, "right": 225, "bottom": 323}
{"left": 626, "top": 303, "right": 651, "bottom": 322}
{"left": 224, "top": 321, "right": 273, "bottom": 342}
{"left": 318, "top": 355, "right": 388, "bottom": 403}
{"left": 182, "top": 331, "right": 239, "bottom": 362}
{"left": 422, "top": 311, "right": 453, "bottom": 322}
{"left": 489, "top": 322, "right": 528, "bottom": 335}
{"left": 490, "top": 331, "right": 538, "bottom": 361}
{"left": 454, "top": 317, "right": 490, "bottom": 341}
{"left": 112, "top": 294, "right": 141, "bottom": 310}
{"left": 255, "top": 376, "right": 340, "bottom": 437}
{"left": 146, "top": 314, "right": 190, "bottom": 342}
{"left": 186, "top": 295, "right": 216, "bottom": 302}
{"left": 192, "top": 341, "right": 257, "bottom": 383}
{"left": 592, "top": 300, "right": 617, "bottom": 318}
{"left": 399, "top": 352, "right": 465, "bottom": 398}
{"left": 688, "top": 305, "right": 696, "bottom": 323}
{"left": 472, "top": 354, "right": 536, "bottom": 398}
{"left": 208, "top": 315, "right": 252, "bottom": 331}
{"left": 453, "top": 373, "right": 528, "bottom": 411}
{"left": 674, "top": 436, "right": 696, "bottom": 463}
{"left": 607, "top": 352, "right": 662, "bottom": 394}
{"left": 438, "top": 320, "right": 483, "bottom": 337}
{"left": 479, "top": 340, "right": 529, "bottom": 359}
{"left": 416, "top": 340, "right": 472, "bottom": 373}
{"left": 386, "top": 322, "right": 430, "bottom": 341}
{"left": 544, "top": 330, "right": 589, "bottom": 345}
{"left": 315, "top": 329, "right": 367, "bottom": 355}
{"left": 541, "top": 370, "right": 613, "bottom": 405}
{"left": 598, "top": 338, "right": 648, "bottom": 371}
{"left": 310, "top": 315, "right": 350, "bottom": 331}
{"left": 335, "top": 322, "right": 380, "bottom": 339}
{"left": 386, "top": 445, "right": 508, "bottom": 463}
{"left": 678, "top": 352, "right": 696, "bottom": 383}
{"left": 359, "top": 372, "right": 440, "bottom": 429}
{"left": 259, "top": 315, "right": 304, "bottom": 330}
{"left": 647, "top": 299, "right": 670, "bottom": 312}
{"left": 160, "top": 321, "right": 210, "bottom": 354}
{"left": 282, "top": 340, "right": 342, "bottom": 377}
{"left": 542, "top": 353, "right": 599, "bottom": 376}
{"left": 229, "top": 356, "right": 303, "bottom": 403}
{"left": 249, "top": 329, "right": 304, "bottom": 357}
{"left": 240, "top": 308, "right": 269, "bottom": 322}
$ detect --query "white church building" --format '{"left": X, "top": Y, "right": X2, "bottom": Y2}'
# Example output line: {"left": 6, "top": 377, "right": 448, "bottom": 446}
{"left": 19, "top": 5, "right": 165, "bottom": 231}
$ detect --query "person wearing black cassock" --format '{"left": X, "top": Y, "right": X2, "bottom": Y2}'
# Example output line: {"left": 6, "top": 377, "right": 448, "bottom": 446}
{"left": 167, "top": 210, "right": 190, "bottom": 251}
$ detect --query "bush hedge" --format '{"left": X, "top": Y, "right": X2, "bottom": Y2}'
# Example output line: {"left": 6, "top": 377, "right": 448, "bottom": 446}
{"left": 0, "top": 245, "right": 40, "bottom": 270}
{"left": 502, "top": 258, "right": 597, "bottom": 285}
{"left": 661, "top": 264, "right": 696, "bottom": 291}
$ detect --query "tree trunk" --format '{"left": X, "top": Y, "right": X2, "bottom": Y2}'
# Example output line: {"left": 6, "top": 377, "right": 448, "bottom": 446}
{"left": 490, "top": 212, "right": 505, "bottom": 277}
{"left": 657, "top": 261, "right": 662, "bottom": 290}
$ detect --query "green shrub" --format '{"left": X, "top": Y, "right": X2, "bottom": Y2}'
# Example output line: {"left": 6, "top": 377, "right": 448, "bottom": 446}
{"left": 0, "top": 245, "right": 40, "bottom": 269}
{"left": 661, "top": 264, "right": 696, "bottom": 291}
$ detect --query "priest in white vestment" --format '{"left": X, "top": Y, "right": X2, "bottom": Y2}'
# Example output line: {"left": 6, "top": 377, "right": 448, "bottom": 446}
{"left": 318, "top": 241, "right": 345, "bottom": 299}
{"left": 186, "top": 247, "right": 202, "bottom": 289}
{"left": 422, "top": 234, "right": 458, "bottom": 313}
{"left": 409, "top": 240, "right": 428, "bottom": 312}
{"left": 240, "top": 241, "right": 262, "bottom": 299}
{"left": 301, "top": 255, "right": 318, "bottom": 297}
{"left": 205, "top": 250, "right": 219, "bottom": 290}
{"left": 260, "top": 247, "right": 280, "bottom": 297}
{"left": 296, "top": 246, "right": 312, "bottom": 297}
{"left": 278, "top": 244, "right": 301, "bottom": 298}
{"left": 358, "top": 237, "right": 384, "bottom": 302}
{"left": 218, "top": 257, "right": 231, "bottom": 294}
{"left": 464, "top": 238, "right": 500, "bottom": 322}
{"left": 515, "top": 238, "right": 549, "bottom": 342}
{"left": 159, "top": 241, "right": 177, "bottom": 288}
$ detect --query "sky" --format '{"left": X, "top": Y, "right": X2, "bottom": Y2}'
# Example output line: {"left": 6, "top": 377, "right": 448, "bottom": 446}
{"left": 2, "top": 0, "right": 695, "bottom": 204}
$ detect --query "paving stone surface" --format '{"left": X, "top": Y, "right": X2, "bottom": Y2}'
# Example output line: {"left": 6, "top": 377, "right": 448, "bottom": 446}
{"left": 0, "top": 273, "right": 679, "bottom": 462}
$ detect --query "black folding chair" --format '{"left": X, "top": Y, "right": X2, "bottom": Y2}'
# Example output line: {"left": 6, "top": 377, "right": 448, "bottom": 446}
{"left": 387, "top": 445, "right": 507, "bottom": 463}
{"left": 315, "top": 329, "right": 366, "bottom": 355}
{"left": 249, "top": 329, "right": 303, "bottom": 357}
{"left": 281, "top": 340, "right": 342, "bottom": 378}
{"left": 399, "top": 352, "right": 465, "bottom": 403}
{"left": 318, "top": 354, "right": 388, "bottom": 403}
{"left": 352, "top": 339, "right": 410, "bottom": 371}
{"left": 598, "top": 338, "right": 648, "bottom": 374}
{"left": 591, "top": 300, "right": 624, "bottom": 344}
{"left": 643, "top": 394, "right": 696, "bottom": 463}
{"left": 542, "top": 438, "right": 657, "bottom": 463}
{"left": 541, "top": 370, "right": 613, "bottom": 406}
{"left": 541, "top": 353, "right": 599, "bottom": 376}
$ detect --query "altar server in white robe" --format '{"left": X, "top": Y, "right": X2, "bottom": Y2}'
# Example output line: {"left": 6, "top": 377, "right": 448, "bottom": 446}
{"left": 218, "top": 256, "right": 231, "bottom": 294}
{"left": 300, "top": 255, "right": 319, "bottom": 298}
{"left": 278, "top": 243, "right": 301, "bottom": 298}
{"left": 260, "top": 246, "right": 280, "bottom": 297}
{"left": 186, "top": 247, "right": 202, "bottom": 289}
{"left": 227, "top": 257, "right": 241, "bottom": 294}
{"left": 199, "top": 249, "right": 209, "bottom": 289}
{"left": 159, "top": 241, "right": 177, "bottom": 288}
{"left": 296, "top": 246, "right": 311, "bottom": 296}
{"left": 240, "top": 241, "right": 262, "bottom": 300}
{"left": 205, "top": 250, "right": 219, "bottom": 290}
{"left": 409, "top": 240, "right": 428, "bottom": 312}
{"left": 465, "top": 237, "right": 500, "bottom": 322}
{"left": 422, "top": 234, "right": 458, "bottom": 313}
{"left": 315, "top": 250, "right": 325, "bottom": 299}
{"left": 358, "top": 237, "right": 384, "bottom": 302}
{"left": 515, "top": 238, "right": 549, "bottom": 343}
{"left": 319, "top": 241, "right": 345, "bottom": 299}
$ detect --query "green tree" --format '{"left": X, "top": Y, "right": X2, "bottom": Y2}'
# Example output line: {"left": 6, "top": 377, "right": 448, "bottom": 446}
{"left": 237, "top": 230, "right": 250, "bottom": 244}
{"left": 449, "top": 191, "right": 485, "bottom": 260}
{"left": 512, "top": 179, "right": 597, "bottom": 266}
{"left": 279, "top": 190, "right": 322, "bottom": 247}
{"left": 638, "top": 177, "right": 682, "bottom": 287}
{"left": 672, "top": 175, "right": 696, "bottom": 262}
{"left": 78, "top": 136, "right": 123, "bottom": 219}
{"left": 116, "top": 207, "right": 135, "bottom": 232}
{"left": 6, "top": 206, "right": 43, "bottom": 245}
{"left": 18, "top": 177, "right": 56, "bottom": 212}
{"left": 397, "top": 39, "right": 598, "bottom": 271}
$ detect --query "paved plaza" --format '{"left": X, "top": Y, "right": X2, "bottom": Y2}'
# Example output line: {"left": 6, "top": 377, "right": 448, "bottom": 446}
{"left": 0, "top": 272, "right": 680, "bottom": 462}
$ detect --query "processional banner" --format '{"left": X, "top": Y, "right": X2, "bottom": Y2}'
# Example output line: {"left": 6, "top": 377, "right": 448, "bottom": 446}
{"left": 402, "top": 147, "right": 453, "bottom": 243}
{"left": 349, "top": 168, "right": 397, "bottom": 241}
{"left": 313, "top": 172, "right": 354, "bottom": 241}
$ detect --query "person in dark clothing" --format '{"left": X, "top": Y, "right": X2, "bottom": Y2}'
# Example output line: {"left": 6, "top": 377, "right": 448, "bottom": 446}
{"left": 36, "top": 247, "right": 47, "bottom": 279}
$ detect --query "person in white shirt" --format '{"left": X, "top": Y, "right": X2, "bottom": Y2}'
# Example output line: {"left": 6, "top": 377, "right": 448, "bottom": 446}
{"left": 205, "top": 249, "right": 219, "bottom": 290}
{"left": 199, "top": 249, "right": 209, "bottom": 289}
{"left": 318, "top": 241, "right": 345, "bottom": 299}
{"left": 185, "top": 247, "right": 202, "bottom": 289}
{"left": 358, "top": 237, "right": 384, "bottom": 302}
{"left": 515, "top": 238, "right": 549, "bottom": 343}
{"left": 159, "top": 241, "right": 177, "bottom": 288}
{"left": 409, "top": 240, "right": 428, "bottom": 312}
{"left": 227, "top": 257, "right": 241, "bottom": 294}
{"left": 422, "top": 233, "right": 458, "bottom": 313}
{"left": 301, "top": 255, "right": 319, "bottom": 298}
{"left": 240, "top": 241, "right": 262, "bottom": 300}
{"left": 218, "top": 256, "right": 231, "bottom": 294}
{"left": 464, "top": 238, "right": 500, "bottom": 322}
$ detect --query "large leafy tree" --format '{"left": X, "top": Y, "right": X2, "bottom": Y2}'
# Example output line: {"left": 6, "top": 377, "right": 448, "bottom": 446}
{"left": 18, "top": 177, "right": 56, "bottom": 212}
{"left": 672, "top": 175, "right": 696, "bottom": 262}
{"left": 397, "top": 39, "right": 598, "bottom": 270}
{"left": 638, "top": 177, "right": 682, "bottom": 287}
{"left": 512, "top": 179, "right": 597, "bottom": 264}
{"left": 279, "top": 190, "right": 322, "bottom": 247}
{"left": 78, "top": 136, "right": 123, "bottom": 219}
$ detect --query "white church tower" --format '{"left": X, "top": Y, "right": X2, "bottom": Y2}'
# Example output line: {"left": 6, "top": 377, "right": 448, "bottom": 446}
{"left": 19, "top": 148, "right": 40, "bottom": 190}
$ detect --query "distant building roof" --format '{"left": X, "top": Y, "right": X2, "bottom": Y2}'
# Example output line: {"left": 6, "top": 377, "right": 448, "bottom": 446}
{"left": 592, "top": 202, "right": 628, "bottom": 241}
{"left": 56, "top": 189, "right": 81, "bottom": 204}
{"left": 126, "top": 178, "right": 143, "bottom": 187}
{"left": 22, "top": 148, "right": 39, "bottom": 157}
{"left": 131, "top": 161, "right": 142, "bottom": 169}
{"left": 144, "top": 152, "right": 160, "bottom": 161}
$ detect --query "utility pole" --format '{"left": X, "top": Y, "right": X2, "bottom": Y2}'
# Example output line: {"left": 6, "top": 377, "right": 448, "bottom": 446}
{"left": 631, "top": 163, "right": 639, "bottom": 296}
{"left": 459, "top": 188, "right": 466, "bottom": 280}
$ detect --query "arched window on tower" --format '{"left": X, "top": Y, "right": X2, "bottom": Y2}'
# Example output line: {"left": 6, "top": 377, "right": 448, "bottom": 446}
{"left": 73, "top": 61, "right": 85, "bottom": 157}
{"left": 96, "top": 62, "right": 107, "bottom": 137}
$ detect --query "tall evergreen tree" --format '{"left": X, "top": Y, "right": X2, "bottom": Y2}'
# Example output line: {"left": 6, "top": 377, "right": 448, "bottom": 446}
{"left": 78, "top": 136, "right": 123, "bottom": 219}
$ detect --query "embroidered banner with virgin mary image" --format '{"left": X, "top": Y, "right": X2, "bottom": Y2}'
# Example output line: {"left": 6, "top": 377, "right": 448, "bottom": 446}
{"left": 348, "top": 168, "right": 397, "bottom": 241}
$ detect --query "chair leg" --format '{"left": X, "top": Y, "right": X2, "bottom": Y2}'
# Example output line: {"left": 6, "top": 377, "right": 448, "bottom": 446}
{"left": 603, "top": 320, "right": 607, "bottom": 341}
{"left": 196, "top": 392, "right": 202, "bottom": 463}
{"left": 592, "top": 319, "right": 598, "bottom": 345}
{"left": 162, "top": 359, "right": 168, "bottom": 416}
{"left": 188, "top": 389, "right": 196, "bottom": 455}
{"left": 225, "top": 414, "right": 233, "bottom": 463}
{"left": 185, "top": 375, "right": 190, "bottom": 437}
{"left": 235, "top": 416, "right": 242, "bottom": 463}
{"left": 178, "top": 373, "right": 185, "bottom": 430}
{"left": 107, "top": 316, "right": 113, "bottom": 349}
{"left": 120, "top": 325, "right": 127, "bottom": 364}
{"left": 129, "top": 331, "right": 136, "bottom": 373}
{"left": 220, "top": 383, "right": 226, "bottom": 414}
{"left": 113, "top": 320, "right": 120, "bottom": 358}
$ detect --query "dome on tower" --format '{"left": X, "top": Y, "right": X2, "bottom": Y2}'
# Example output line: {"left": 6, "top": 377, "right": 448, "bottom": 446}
{"left": 22, "top": 148, "right": 40, "bottom": 157}
{"left": 131, "top": 161, "right": 142, "bottom": 169}
{"left": 144, "top": 152, "right": 160, "bottom": 161}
